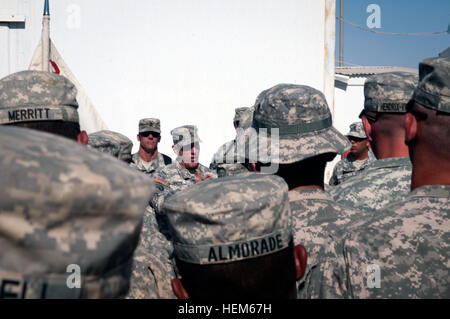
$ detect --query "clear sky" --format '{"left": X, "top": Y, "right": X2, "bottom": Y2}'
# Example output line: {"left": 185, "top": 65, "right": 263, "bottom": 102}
{"left": 335, "top": 0, "right": 449, "bottom": 68}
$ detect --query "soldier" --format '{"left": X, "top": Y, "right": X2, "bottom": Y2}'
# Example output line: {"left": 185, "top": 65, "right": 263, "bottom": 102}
{"left": 210, "top": 107, "right": 254, "bottom": 177}
{"left": 0, "top": 125, "right": 155, "bottom": 298}
{"left": 317, "top": 56, "right": 450, "bottom": 298}
{"left": 330, "top": 72, "right": 418, "bottom": 212}
{"left": 240, "top": 83, "right": 364, "bottom": 298}
{"left": 130, "top": 118, "right": 172, "bottom": 176}
{"left": 150, "top": 125, "right": 217, "bottom": 240}
{"left": 0, "top": 70, "right": 88, "bottom": 144}
{"left": 163, "top": 174, "right": 307, "bottom": 299}
{"left": 329, "top": 122, "right": 374, "bottom": 186}
{"left": 88, "top": 130, "right": 133, "bottom": 163}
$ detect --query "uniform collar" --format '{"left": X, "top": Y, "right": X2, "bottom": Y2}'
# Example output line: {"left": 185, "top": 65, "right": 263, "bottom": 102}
{"left": 368, "top": 156, "right": 411, "bottom": 170}
{"left": 409, "top": 184, "right": 450, "bottom": 199}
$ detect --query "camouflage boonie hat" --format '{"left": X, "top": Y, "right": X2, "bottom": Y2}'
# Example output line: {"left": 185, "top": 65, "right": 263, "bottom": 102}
{"left": 88, "top": 130, "right": 133, "bottom": 162}
{"left": 363, "top": 71, "right": 418, "bottom": 114}
{"left": 139, "top": 118, "right": 161, "bottom": 133}
{"left": 407, "top": 56, "right": 450, "bottom": 114}
{"left": 0, "top": 70, "right": 79, "bottom": 125}
{"left": 346, "top": 122, "right": 367, "bottom": 139}
{"left": 0, "top": 125, "right": 155, "bottom": 298}
{"left": 242, "top": 83, "right": 350, "bottom": 164}
{"left": 163, "top": 174, "right": 292, "bottom": 265}
{"left": 170, "top": 125, "right": 202, "bottom": 147}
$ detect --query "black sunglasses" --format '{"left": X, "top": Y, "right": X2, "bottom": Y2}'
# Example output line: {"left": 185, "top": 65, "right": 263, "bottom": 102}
{"left": 140, "top": 131, "right": 160, "bottom": 138}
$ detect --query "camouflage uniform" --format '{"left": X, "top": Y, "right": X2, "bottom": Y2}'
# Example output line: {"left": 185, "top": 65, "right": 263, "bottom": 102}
{"left": 330, "top": 72, "right": 418, "bottom": 212}
{"left": 317, "top": 56, "right": 450, "bottom": 298}
{"left": 126, "top": 206, "right": 176, "bottom": 299}
{"left": 330, "top": 157, "right": 412, "bottom": 212}
{"left": 289, "top": 189, "right": 364, "bottom": 298}
{"left": 328, "top": 156, "right": 372, "bottom": 186}
{"left": 318, "top": 185, "right": 450, "bottom": 298}
{"left": 130, "top": 118, "right": 172, "bottom": 176}
{"left": 151, "top": 160, "right": 216, "bottom": 222}
{"left": 245, "top": 84, "right": 365, "bottom": 298}
{"left": 88, "top": 130, "right": 133, "bottom": 162}
{"left": 210, "top": 107, "right": 254, "bottom": 177}
{"left": 0, "top": 70, "right": 79, "bottom": 125}
{"left": 130, "top": 152, "right": 171, "bottom": 177}
{"left": 329, "top": 122, "right": 374, "bottom": 186}
{"left": 0, "top": 125, "right": 155, "bottom": 298}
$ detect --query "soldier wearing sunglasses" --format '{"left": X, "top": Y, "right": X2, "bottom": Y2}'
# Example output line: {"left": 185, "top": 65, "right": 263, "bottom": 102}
{"left": 330, "top": 72, "right": 418, "bottom": 212}
{"left": 130, "top": 118, "right": 172, "bottom": 177}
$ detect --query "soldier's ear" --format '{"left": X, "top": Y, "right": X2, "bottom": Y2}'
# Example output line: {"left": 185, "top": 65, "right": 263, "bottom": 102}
{"left": 172, "top": 278, "right": 190, "bottom": 299}
{"left": 294, "top": 244, "right": 307, "bottom": 281}
{"left": 361, "top": 116, "right": 373, "bottom": 142}
{"left": 404, "top": 113, "right": 417, "bottom": 145}
{"left": 77, "top": 130, "right": 88, "bottom": 145}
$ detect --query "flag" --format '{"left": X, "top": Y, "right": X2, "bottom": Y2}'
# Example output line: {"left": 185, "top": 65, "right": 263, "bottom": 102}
{"left": 29, "top": 0, "right": 108, "bottom": 133}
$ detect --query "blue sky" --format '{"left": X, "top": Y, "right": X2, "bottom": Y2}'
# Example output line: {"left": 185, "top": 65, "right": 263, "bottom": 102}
{"left": 335, "top": 0, "right": 449, "bottom": 68}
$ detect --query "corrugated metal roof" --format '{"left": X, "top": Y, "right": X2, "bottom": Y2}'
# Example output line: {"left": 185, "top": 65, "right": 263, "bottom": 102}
{"left": 336, "top": 66, "right": 417, "bottom": 77}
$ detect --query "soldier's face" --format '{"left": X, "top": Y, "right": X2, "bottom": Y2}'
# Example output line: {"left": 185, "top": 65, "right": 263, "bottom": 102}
{"left": 178, "top": 143, "right": 200, "bottom": 169}
{"left": 138, "top": 131, "right": 160, "bottom": 152}
{"left": 349, "top": 137, "right": 369, "bottom": 156}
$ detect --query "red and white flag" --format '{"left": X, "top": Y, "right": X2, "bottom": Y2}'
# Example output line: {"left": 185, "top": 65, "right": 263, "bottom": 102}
{"left": 29, "top": 0, "right": 108, "bottom": 133}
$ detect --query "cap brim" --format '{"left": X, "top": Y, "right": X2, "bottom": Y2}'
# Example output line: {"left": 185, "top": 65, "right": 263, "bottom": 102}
{"left": 346, "top": 132, "right": 367, "bottom": 139}
{"left": 139, "top": 128, "right": 161, "bottom": 134}
{"left": 242, "top": 127, "right": 351, "bottom": 164}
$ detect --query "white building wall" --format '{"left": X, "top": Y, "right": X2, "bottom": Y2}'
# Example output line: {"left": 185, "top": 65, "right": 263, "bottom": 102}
{"left": 1, "top": 0, "right": 335, "bottom": 167}
{"left": 334, "top": 76, "right": 366, "bottom": 135}
{"left": 325, "top": 76, "right": 366, "bottom": 182}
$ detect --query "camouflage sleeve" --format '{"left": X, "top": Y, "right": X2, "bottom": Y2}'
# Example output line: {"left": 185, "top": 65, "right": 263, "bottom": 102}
{"left": 150, "top": 169, "right": 172, "bottom": 215}
{"left": 328, "top": 161, "right": 342, "bottom": 186}
{"left": 126, "top": 206, "right": 176, "bottom": 299}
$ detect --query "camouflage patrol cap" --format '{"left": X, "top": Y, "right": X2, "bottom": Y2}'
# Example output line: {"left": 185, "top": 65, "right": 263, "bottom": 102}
{"left": 0, "top": 125, "right": 155, "bottom": 298}
{"left": 163, "top": 174, "right": 291, "bottom": 265}
{"left": 346, "top": 122, "right": 367, "bottom": 139}
{"left": 0, "top": 70, "right": 79, "bottom": 125}
{"left": 139, "top": 118, "right": 161, "bottom": 133}
{"left": 363, "top": 71, "right": 418, "bottom": 113}
{"left": 88, "top": 130, "right": 133, "bottom": 162}
{"left": 237, "top": 107, "right": 254, "bottom": 129}
{"left": 407, "top": 56, "right": 450, "bottom": 114}
{"left": 233, "top": 107, "right": 249, "bottom": 122}
{"left": 244, "top": 83, "right": 350, "bottom": 164}
{"left": 170, "top": 125, "right": 202, "bottom": 147}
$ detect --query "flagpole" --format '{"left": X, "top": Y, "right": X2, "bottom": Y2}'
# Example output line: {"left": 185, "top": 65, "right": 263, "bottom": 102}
{"left": 42, "top": 0, "right": 50, "bottom": 72}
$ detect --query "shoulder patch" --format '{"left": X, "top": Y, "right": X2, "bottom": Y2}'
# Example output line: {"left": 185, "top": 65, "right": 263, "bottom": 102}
{"left": 154, "top": 176, "right": 169, "bottom": 186}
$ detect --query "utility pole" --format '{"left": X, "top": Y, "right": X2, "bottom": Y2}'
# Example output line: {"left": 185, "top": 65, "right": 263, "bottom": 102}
{"left": 339, "top": 0, "right": 344, "bottom": 67}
